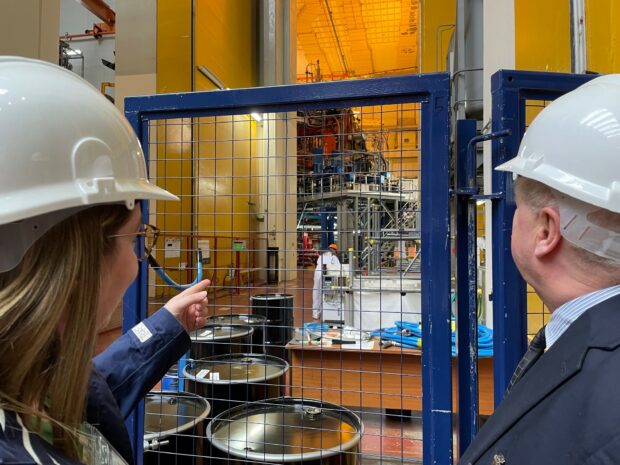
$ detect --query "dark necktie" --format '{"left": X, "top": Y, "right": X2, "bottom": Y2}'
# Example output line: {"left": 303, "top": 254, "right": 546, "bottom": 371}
{"left": 506, "top": 325, "right": 547, "bottom": 394}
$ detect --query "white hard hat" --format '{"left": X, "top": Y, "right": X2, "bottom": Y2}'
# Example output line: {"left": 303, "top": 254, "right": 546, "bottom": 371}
{"left": 496, "top": 74, "right": 620, "bottom": 213}
{"left": 497, "top": 74, "right": 620, "bottom": 262}
{"left": 0, "top": 57, "right": 177, "bottom": 271}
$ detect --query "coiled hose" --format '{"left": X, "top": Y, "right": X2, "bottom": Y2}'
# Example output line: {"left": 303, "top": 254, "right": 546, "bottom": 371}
{"left": 370, "top": 320, "right": 493, "bottom": 357}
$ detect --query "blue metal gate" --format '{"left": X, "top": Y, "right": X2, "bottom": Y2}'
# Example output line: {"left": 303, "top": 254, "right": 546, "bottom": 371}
{"left": 490, "top": 70, "right": 598, "bottom": 401}
{"left": 122, "top": 75, "right": 453, "bottom": 465}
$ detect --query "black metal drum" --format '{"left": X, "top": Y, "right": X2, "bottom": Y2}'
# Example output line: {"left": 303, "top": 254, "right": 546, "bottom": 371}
{"left": 206, "top": 314, "right": 266, "bottom": 354}
{"left": 206, "top": 397, "right": 363, "bottom": 465}
{"left": 189, "top": 324, "right": 253, "bottom": 360}
{"left": 250, "top": 294, "right": 294, "bottom": 360}
{"left": 183, "top": 353, "right": 289, "bottom": 418}
{"left": 143, "top": 391, "right": 211, "bottom": 465}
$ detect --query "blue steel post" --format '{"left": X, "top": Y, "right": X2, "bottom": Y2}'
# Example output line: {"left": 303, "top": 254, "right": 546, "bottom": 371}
{"left": 421, "top": 78, "right": 452, "bottom": 465}
{"left": 455, "top": 119, "right": 478, "bottom": 455}
{"left": 490, "top": 70, "right": 597, "bottom": 402}
{"left": 123, "top": 112, "right": 149, "bottom": 465}
{"left": 490, "top": 75, "right": 526, "bottom": 404}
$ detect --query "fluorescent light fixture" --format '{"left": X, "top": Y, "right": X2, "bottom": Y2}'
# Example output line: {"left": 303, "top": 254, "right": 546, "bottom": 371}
{"left": 251, "top": 112, "right": 262, "bottom": 122}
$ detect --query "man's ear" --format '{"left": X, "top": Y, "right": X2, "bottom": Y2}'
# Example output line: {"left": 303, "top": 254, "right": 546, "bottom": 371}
{"left": 534, "top": 206, "right": 562, "bottom": 258}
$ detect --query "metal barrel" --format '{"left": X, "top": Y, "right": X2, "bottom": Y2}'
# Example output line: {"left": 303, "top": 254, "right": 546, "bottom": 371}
{"left": 206, "top": 397, "right": 363, "bottom": 465}
{"left": 250, "top": 294, "right": 294, "bottom": 360}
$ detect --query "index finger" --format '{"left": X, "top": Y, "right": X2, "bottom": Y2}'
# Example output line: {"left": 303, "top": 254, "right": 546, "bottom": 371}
{"left": 177, "top": 279, "right": 211, "bottom": 297}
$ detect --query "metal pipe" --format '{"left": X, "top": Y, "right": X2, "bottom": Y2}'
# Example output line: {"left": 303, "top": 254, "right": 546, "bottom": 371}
{"left": 100, "top": 81, "right": 115, "bottom": 94}
{"left": 76, "top": 0, "right": 116, "bottom": 26}
{"left": 570, "top": 0, "right": 587, "bottom": 73}
{"left": 197, "top": 65, "right": 226, "bottom": 90}
{"left": 60, "top": 31, "right": 115, "bottom": 40}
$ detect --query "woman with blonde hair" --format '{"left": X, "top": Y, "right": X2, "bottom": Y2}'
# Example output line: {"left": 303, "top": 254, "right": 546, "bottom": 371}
{"left": 0, "top": 57, "right": 208, "bottom": 465}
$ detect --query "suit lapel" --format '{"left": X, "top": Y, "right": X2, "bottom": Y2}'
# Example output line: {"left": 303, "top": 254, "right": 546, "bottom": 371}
{"left": 461, "top": 293, "right": 620, "bottom": 464}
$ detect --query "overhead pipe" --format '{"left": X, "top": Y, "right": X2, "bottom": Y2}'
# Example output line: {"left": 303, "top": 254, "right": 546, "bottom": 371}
{"left": 197, "top": 66, "right": 227, "bottom": 90}
{"left": 60, "top": 31, "right": 115, "bottom": 40}
{"left": 75, "top": 0, "right": 116, "bottom": 27}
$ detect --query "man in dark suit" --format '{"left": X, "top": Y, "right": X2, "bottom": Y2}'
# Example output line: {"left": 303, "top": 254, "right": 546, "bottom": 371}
{"left": 459, "top": 75, "right": 620, "bottom": 464}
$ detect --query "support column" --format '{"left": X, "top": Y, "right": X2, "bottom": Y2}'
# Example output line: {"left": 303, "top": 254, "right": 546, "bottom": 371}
{"left": 257, "top": 0, "right": 298, "bottom": 282}
{"left": 115, "top": 0, "right": 157, "bottom": 111}
{"left": 0, "top": 0, "right": 60, "bottom": 62}
{"left": 482, "top": 0, "right": 515, "bottom": 327}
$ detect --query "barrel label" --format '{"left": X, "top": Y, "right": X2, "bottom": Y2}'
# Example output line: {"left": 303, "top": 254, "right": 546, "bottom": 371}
{"left": 196, "top": 369, "right": 210, "bottom": 379}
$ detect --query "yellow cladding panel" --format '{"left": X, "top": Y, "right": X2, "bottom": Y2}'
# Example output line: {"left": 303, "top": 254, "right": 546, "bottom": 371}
{"left": 585, "top": 0, "right": 620, "bottom": 73}
{"left": 157, "top": 0, "right": 192, "bottom": 93}
{"left": 515, "top": 0, "right": 571, "bottom": 72}
{"left": 150, "top": 119, "right": 194, "bottom": 288}
{"left": 419, "top": 0, "right": 456, "bottom": 72}
{"left": 154, "top": 1, "right": 193, "bottom": 289}
{"left": 195, "top": 1, "right": 257, "bottom": 89}
{"left": 196, "top": 115, "right": 258, "bottom": 288}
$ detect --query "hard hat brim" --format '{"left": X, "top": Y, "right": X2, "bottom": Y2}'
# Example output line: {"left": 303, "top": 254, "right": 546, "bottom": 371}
{"left": 0, "top": 179, "right": 179, "bottom": 225}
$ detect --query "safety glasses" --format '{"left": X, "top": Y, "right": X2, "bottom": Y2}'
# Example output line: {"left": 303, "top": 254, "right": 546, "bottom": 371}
{"left": 108, "top": 224, "right": 160, "bottom": 261}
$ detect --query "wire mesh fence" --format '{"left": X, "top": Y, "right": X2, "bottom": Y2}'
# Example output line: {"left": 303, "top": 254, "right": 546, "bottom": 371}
{"left": 124, "top": 75, "right": 453, "bottom": 465}
{"left": 143, "top": 104, "right": 427, "bottom": 465}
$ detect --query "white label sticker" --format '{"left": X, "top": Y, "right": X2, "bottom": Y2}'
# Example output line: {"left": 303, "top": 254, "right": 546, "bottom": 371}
{"left": 196, "top": 369, "right": 210, "bottom": 379}
{"left": 199, "top": 330, "right": 213, "bottom": 337}
{"left": 132, "top": 322, "right": 152, "bottom": 343}
{"left": 209, "top": 372, "right": 220, "bottom": 381}
{"left": 164, "top": 238, "right": 181, "bottom": 259}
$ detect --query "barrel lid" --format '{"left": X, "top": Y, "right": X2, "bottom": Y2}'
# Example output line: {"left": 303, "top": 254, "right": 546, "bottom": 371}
{"left": 144, "top": 391, "right": 210, "bottom": 441}
{"left": 184, "top": 354, "right": 289, "bottom": 384}
{"left": 189, "top": 324, "right": 254, "bottom": 342}
{"left": 250, "top": 293, "right": 294, "bottom": 300}
{"left": 207, "top": 314, "right": 267, "bottom": 325}
{"left": 206, "top": 397, "right": 362, "bottom": 461}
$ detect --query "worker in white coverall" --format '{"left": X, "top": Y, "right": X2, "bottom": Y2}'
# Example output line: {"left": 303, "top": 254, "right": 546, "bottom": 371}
{"left": 312, "top": 243, "right": 340, "bottom": 319}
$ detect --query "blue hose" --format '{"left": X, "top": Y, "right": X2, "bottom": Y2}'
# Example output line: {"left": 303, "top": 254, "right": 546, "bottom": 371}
{"left": 147, "top": 249, "right": 204, "bottom": 291}
{"left": 370, "top": 320, "right": 493, "bottom": 357}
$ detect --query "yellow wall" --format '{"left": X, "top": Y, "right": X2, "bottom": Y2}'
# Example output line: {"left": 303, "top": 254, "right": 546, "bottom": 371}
{"left": 194, "top": 1, "right": 258, "bottom": 90}
{"left": 195, "top": 116, "right": 259, "bottom": 289}
{"left": 191, "top": 2, "right": 259, "bottom": 289}
{"left": 514, "top": 0, "right": 570, "bottom": 328}
{"left": 157, "top": 0, "right": 192, "bottom": 93}
{"left": 152, "top": 1, "right": 260, "bottom": 294}
{"left": 514, "top": 0, "right": 571, "bottom": 72}
{"left": 420, "top": 0, "right": 456, "bottom": 72}
{"left": 151, "top": 1, "right": 194, "bottom": 296}
{"left": 586, "top": 0, "right": 620, "bottom": 73}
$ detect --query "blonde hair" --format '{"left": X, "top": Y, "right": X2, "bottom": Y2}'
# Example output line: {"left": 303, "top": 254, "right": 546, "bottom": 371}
{"left": 514, "top": 176, "right": 620, "bottom": 279}
{"left": 0, "top": 204, "right": 131, "bottom": 459}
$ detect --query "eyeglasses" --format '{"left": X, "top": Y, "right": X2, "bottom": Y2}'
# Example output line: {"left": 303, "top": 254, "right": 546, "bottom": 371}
{"left": 108, "top": 224, "right": 160, "bottom": 261}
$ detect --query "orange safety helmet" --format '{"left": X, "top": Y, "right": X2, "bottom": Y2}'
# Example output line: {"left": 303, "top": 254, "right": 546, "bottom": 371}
{"left": 328, "top": 244, "right": 338, "bottom": 251}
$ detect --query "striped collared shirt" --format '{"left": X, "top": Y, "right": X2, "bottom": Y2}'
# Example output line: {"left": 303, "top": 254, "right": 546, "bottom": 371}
{"left": 545, "top": 284, "right": 620, "bottom": 348}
